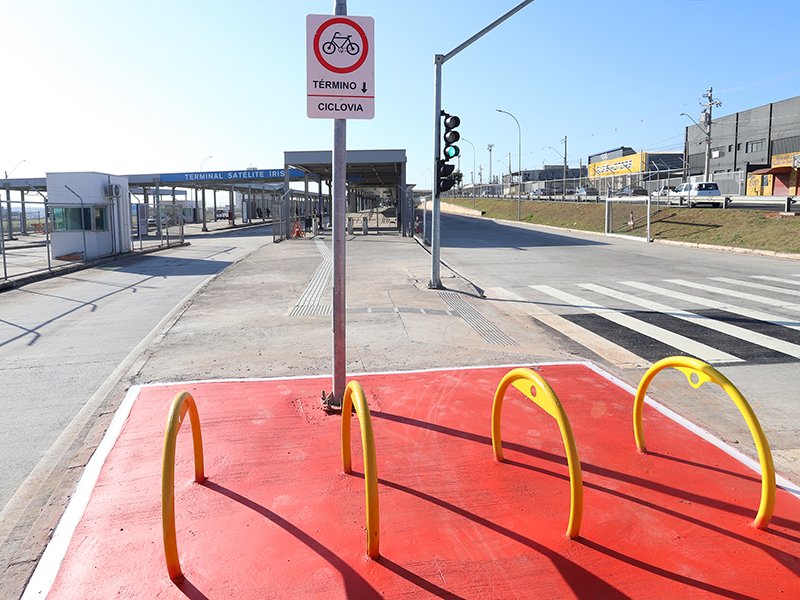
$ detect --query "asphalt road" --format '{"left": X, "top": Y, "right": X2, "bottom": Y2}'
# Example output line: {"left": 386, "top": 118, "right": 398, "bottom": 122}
{"left": 437, "top": 212, "right": 800, "bottom": 478}
{"left": 0, "top": 225, "right": 273, "bottom": 510}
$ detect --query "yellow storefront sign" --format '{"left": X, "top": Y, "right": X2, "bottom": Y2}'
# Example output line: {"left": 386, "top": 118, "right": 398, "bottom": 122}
{"left": 588, "top": 152, "right": 644, "bottom": 178}
{"left": 771, "top": 152, "right": 800, "bottom": 168}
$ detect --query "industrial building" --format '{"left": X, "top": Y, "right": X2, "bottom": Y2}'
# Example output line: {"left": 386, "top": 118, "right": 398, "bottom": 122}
{"left": 684, "top": 94, "right": 800, "bottom": 196}
{"left": 586, "top": 148, "right": 684, "bottom": 196}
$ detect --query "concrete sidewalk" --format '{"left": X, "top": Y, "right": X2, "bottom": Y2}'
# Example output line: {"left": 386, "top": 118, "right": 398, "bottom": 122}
{"left": 127, "top": 223, "right": 577, "bottom": 386}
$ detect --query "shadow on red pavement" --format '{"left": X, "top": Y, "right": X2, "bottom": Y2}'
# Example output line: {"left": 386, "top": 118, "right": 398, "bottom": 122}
{"left": 32, "top": 363, "right": 800, "bottom": 599}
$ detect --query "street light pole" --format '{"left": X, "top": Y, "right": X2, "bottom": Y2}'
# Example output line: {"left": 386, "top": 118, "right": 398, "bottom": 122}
{"left": 496, "top": 109, "right": 521, "bottom": 220}
{"left": 462, "top": 138, "right": 477, "bottom": 208}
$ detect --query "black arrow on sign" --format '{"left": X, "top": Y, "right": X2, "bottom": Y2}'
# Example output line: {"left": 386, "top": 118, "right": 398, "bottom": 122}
{"left": 362, "top": 82, "right": 367, "bottom": 94}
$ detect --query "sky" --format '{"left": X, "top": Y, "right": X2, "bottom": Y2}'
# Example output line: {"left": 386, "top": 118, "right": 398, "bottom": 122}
{"left": 2, "top": 0, "right": 800, "bottom": 192}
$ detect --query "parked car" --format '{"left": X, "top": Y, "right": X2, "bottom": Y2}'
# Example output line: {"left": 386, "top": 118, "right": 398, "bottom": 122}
{"left": 532, "top": 188, "right": 557, "bottom": 197}
{"left": 614, "top": 185, "right": 648, "bottom": 197}
{"left": 668, "top": 182, "right": 722, "bottom": 207}
{"left": 147, "top": 214, "right": 168, "bottom": 228}
{"left": 215, "top": 209, "right": 229, "bottom": 220}
{"left": 575, "top": 187, "right": 599, "bottom": 199}
{"left": 655, "top": 186, "right": 676, "bottom": 196}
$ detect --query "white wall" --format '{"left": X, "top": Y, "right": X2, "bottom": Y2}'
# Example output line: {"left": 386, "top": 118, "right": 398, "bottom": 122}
{"left": 46, "top": 172, "right": 130, "bottom": 260}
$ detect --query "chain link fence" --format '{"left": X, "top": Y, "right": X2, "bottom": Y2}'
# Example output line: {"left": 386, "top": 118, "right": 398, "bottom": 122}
{"left": 1, "top": 199, "right": 185, "bottom": 282}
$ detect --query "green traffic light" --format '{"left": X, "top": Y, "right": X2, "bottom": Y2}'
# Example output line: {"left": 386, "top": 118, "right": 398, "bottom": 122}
{"left": 444, "top": 145, "right": 460, "bottom": 159}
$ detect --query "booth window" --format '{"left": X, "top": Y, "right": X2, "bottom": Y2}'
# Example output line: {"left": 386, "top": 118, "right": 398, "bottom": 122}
{"left": 94, "top": 206, "right": 108, "bottom": 231}
{"left": 53, "top": 207, "right": 91, "bottom": 231}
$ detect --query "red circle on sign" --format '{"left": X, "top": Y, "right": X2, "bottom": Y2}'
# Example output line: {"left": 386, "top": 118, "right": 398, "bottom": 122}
{"left": 313, "top": 17, "right": 369, "bottom": 74}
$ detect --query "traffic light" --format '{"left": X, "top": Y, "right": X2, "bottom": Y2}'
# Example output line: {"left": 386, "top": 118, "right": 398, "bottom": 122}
{"left": 442, "top": 112, "right": 460, "bottom": 160}
{"left": 437, "top": 159, "right": 456, "bottom": 194}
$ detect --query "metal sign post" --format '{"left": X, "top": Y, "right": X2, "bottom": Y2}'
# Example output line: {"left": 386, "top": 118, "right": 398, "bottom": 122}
{"left": 308, "top": 2, "right": 375, "bottom": 408}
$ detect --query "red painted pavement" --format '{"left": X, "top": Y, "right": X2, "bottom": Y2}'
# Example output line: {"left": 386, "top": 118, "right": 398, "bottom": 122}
{"left": 43, "top": 364, "right": 800, "bottom": 599}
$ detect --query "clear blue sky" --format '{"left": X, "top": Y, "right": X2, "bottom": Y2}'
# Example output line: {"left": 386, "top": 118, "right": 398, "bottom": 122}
{"left": 3, "top": 0, "right": 799, "bottom": 191}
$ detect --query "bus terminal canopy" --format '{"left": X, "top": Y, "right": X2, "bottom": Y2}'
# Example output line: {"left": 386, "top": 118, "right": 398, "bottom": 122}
{"left": 283, "top": 149, "right": 407, "bottom": 201}
{"left": 127, "top": 168, "right": 308, "bottom": 194}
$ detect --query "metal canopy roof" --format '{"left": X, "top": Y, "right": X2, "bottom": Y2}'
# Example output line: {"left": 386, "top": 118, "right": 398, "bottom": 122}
{"left": 284, "top": 149, "right": 406, "bottom": 199}
{"left": 1, "top": 149, "right": 408, "bottom": 200}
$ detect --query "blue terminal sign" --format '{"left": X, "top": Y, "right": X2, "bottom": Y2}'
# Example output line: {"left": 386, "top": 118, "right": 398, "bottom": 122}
{"left": 160, "top": 168, "right": 305, "bottom": 183}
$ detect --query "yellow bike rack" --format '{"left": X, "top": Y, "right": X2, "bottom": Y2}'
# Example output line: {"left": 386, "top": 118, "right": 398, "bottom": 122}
{"left": 161, "top": 392, "right": 205, "bottom": 581}
{"left": 492, "top": 368, "right": 584, "bottom": 539}
{"left": 633, "top": 356, "right": 776, "bottom": 530}
{"left": 340, "top": 380, "right": 380, "bottom": 558}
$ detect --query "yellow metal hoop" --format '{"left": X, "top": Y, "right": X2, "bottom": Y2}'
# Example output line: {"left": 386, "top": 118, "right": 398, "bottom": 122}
{"left": 633, "top": 356, "right": 776, "bottom": 529}
{"left": 161, "top": 392, "right": 205, "bottom": 581}
{"left": 341, "top": 381, "right": 380, "bottom": 558}
{"left": 491, "top": 368, "right": 583, "bottom": 539}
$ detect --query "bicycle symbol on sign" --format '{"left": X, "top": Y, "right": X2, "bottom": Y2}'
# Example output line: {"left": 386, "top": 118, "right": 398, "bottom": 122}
{"left": 322, "top": 31, "right": 360, "bottom": 56}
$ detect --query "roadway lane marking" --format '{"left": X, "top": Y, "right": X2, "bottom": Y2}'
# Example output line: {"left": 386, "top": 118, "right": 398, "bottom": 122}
{"left": 578, "top": 283, "right": 800, "bottom": 360}
{"left": 530, "top": 284, "right": 743, "bottom": 364}
{"left": 667, "top": 279, "right": 800, "bottom": 311}
{"left": 623, "top": 281, "right": 800, "bottom": 330}
{"left": 486, "top": 286, "right": 647, "bottom": 368}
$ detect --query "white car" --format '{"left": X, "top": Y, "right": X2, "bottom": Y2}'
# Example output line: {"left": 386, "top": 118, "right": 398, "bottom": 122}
{"left": 668, "top": 182, "right": 722, "bottom": 207}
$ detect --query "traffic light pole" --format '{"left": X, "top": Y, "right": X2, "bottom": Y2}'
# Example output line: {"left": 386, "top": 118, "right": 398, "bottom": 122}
{"left": 429, "top": 0, "right": 535, "bottom": 289}
{"left": 430, "top": 59, "right": 444, "bottom": 289}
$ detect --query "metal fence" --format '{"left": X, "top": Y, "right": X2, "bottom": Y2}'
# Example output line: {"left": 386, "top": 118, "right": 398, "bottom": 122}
{"left": 1, "top": 199, "right": 184, "bottom": 282}
{"left": 450, "top": 168, "right": 747, "bottom": 200}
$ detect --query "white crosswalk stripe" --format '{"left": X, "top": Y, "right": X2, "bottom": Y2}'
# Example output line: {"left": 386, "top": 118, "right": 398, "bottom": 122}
{"left": 752, "top": 275, "right": 800, "bottom": 287}
{"left": 530, "top": 284, "right": 743, "bottom": 364}
{"left": 621, "top": 281, "right": 800, "bottom": 331}
{"left": 578, "top": 283, "right": 800, "bottom": 359}
{"left": 711, "top": 276, "right": 800, "bottom": 298}
{"left": 667, "top": 278, "right": 800, "bottom": 311}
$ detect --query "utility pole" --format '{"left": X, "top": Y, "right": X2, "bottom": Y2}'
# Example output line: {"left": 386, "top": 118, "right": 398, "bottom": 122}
{"left": 562, "top": 136, "right": 567, "bottom": 201}
{"left": 488, "top": 143, "right": 494, "bottom": 187}
{"left": 701, "top": 87, "right": 722, "bottom": 181}
{"left": 508, "top": 151, "right": 512, "bottom": 196}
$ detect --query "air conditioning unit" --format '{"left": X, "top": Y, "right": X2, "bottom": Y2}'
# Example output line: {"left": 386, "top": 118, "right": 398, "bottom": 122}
{"left": 106, "top": 184, "right": 122, "bottom": 198}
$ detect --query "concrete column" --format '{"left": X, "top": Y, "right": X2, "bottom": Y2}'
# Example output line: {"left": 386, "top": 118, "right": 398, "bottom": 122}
{"left": 202, "top": 187, "right": 208, "bottom": 231}
{"left": 20, "top": 190, "right": 28, "bottom": 235}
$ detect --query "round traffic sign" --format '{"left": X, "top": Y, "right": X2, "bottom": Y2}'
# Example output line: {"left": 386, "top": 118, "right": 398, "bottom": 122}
{"left": 312, "top": 17, "right": 369, "bottom": 74}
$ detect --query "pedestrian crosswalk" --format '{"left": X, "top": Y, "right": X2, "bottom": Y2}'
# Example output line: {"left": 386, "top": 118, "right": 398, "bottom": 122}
{"left": 526, "top": 274, "right": 800, "bottom": 366}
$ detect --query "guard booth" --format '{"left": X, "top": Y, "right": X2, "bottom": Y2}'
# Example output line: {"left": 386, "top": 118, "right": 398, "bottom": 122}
{"left": 47, "top": 172, "right": 131, "bottom": 261}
